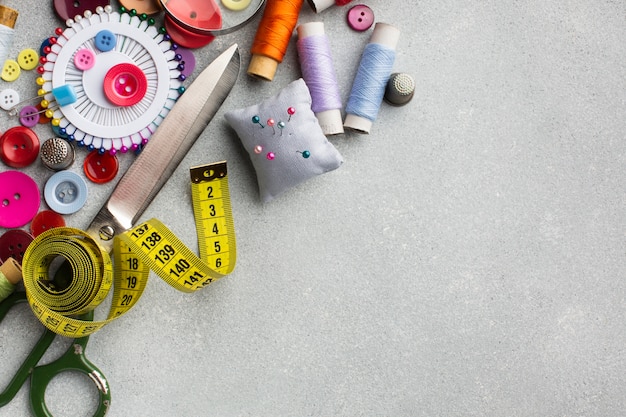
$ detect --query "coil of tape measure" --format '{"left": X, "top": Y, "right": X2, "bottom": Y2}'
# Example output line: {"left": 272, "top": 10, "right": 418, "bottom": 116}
{"left": 22, "top": 161, "right": 236, "bottom": 337}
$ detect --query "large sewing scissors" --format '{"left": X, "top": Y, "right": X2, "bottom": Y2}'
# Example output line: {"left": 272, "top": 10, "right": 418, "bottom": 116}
{"left": 0, "top": 291, "right": 110, "bottom": 416}
{"left": 86, "top": 43, "right": 240, "bottom": 252}
{"left": 2, "top": 44, "right": 240, "bottom": 416}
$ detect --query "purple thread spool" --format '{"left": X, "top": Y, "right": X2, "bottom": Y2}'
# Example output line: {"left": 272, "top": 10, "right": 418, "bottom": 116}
{"left": 296, "top": 22, "right": 343, "bottom": 135}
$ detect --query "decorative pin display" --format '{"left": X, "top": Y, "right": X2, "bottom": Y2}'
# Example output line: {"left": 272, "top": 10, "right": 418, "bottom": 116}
{"left": 35, "top": 6, "right": 186, "bottom": 154}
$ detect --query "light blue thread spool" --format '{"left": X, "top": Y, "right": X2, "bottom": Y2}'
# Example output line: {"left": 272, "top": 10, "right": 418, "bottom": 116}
{"left": 344, "top": 23, "right": 400, "bottom": 134}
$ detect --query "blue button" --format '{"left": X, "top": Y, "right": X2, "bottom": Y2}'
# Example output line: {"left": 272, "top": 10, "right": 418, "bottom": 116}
{"left": 44, "top": 170, "right": 88, "bottom": 214}
{"left": 39, "top": 37, "right": 52, "bottom": 57}
{"left": 95, "top": 30, "right": 116, "bottom": 52}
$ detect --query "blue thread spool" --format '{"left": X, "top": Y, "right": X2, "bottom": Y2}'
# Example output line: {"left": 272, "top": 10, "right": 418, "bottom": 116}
{"left": 344, "top": 23, "right": 400, "bottom": 134}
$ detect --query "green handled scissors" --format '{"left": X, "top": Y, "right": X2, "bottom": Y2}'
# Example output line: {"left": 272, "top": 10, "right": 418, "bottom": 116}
{"left": 0, "top": 291, "right": 111, "bottom": 416}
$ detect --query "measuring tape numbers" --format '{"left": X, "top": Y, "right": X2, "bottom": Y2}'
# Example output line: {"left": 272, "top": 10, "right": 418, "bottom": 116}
{"left": 22, "top": 161, "right": 236, "bottom": 337}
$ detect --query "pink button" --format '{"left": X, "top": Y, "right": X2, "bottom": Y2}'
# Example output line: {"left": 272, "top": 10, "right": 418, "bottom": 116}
{"left": 347, "top": 4, "right": 374, "bottom": 31}
{"left": 103, "top": 63, "right": 148, "bottom": 107}
{"left": 74, "top": 48, "right": 95, "bottom": 71}
{"left": 0, "top": 171, "right": 41, "bottom": 228}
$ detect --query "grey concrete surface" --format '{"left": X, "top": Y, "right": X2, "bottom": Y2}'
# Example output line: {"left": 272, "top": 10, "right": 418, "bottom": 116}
{"left": 1, "top": 1, "right": 625, "bottom": 416}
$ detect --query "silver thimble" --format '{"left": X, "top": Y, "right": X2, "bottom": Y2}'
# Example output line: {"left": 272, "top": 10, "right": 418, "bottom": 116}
{"left": 40, "top": 137, "right": 75, "bottom": 171}
{"left": 384, "top": 73, "right": 415, "bottom": 106}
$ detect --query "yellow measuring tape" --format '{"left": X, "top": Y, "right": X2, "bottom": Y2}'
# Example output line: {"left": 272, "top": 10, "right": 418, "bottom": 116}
{"left": 22, "top": 161, "right": 236, "bottom": 337}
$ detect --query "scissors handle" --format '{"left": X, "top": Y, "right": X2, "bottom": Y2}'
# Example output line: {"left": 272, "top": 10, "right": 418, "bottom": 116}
{"left": 29, "top": 310, "right": 112, "bottom": 417}
{"left": 0, "top": 292, "right": 56, "bottom": 408}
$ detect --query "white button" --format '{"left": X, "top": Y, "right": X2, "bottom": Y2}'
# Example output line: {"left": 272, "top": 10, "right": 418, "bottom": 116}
{"left": 0, "top": 88, "right": 19, "bottom": 110}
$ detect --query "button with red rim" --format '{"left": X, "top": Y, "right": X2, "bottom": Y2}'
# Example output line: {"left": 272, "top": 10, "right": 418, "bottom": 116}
{"left": 30, "top": 210, "right": 66, "bottom": 237}
{"left": 0, "top": 126, "right": 41, "bottom": 168}
{"left": 103, "top": 63, "right": 148, "bottom": 107}
{"left": 83, "top": 151, "right": 119, "bottom": 183}
{"left": 347, "top": 4, "right": 374, "bottom": 31}
{"left": 0, "top": 171, "right": 41, "bottom": 228}
{"left": 74, "top": 48, "right": 96, "bottom": 71}
{"left": 0, "top": 229, "right": 34, "bottom": 264}
{"left": 164, "top": 13, "right": 215, "bottom": 49}
{"left": 164, "top": 0, "right": 222, "bottom": 31}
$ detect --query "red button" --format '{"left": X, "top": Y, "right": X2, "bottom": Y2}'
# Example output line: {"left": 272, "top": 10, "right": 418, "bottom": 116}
{"left": 83, "top": 151, "right": 119, "bottom": 183}
{"left": 103, "top": 63, "right": 148, "bottom": 107}
{"left": 164, "top": 14, "right": 215, "bottom": 49}
{"left": 53, "top": 0, "right": 110, "bottom": 21}
{"left": 0, "top": 171, "right": 40, "bottom": 228}
{"left": 0, "top": 229, "right": 34, "bottom": 264}
{"left": 163, "top": 0, "right": 222, "bottom": 31}
{"left": 0, "top": 126, "right": 40, "bottom": 168}
{"left": 30, "top": 210, "right": 66, "bottom": 237}
{"left": 347, "top": 4, "right": 374, "bottom": 31}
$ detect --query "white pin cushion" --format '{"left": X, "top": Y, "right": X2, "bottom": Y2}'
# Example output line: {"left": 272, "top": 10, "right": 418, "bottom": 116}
{"left": 225, "top": 79, "right": 343, "bottom": 202}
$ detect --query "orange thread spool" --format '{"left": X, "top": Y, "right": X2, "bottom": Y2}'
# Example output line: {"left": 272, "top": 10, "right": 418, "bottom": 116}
{"left": 248, "top": 0, "right": 304, "bottom": 81}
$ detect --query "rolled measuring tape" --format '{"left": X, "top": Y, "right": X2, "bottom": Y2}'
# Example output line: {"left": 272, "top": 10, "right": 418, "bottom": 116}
{"left": 22, "top": 161, "right": 236, "bottom": 337}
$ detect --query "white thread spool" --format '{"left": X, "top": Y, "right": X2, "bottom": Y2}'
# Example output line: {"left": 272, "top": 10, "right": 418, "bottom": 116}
{"left": 0, "top": 6, "right": 17, "bottom": 69}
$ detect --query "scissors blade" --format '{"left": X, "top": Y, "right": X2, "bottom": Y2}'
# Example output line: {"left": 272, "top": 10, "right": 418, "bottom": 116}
{"left": 86, "top": 43, "right": 240, "bottom": 252}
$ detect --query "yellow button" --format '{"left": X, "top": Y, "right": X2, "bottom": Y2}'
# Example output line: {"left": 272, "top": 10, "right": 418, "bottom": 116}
{"left": 221, "top": 0, "right": 252, "bottom": 11}
{"left": 17, "top": 48, "right": 39, "bottom": 70}
{"left": 1, "top": 60, "right": 20, "bottom": 82}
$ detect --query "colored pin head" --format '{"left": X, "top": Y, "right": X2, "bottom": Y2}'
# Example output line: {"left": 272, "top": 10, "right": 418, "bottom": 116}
{"left": 297, "top": 150, "right": 310, "bottom": 159}
{"left": 277, "top": 120, "right": 286, "bottom": 136}
{"left": 267, "top": 118, "right": 275, "bottom": 134}
{"left": 287, "top": 106, "right": 295, "bottom": 121}
{"left": 252, "top": 115, "right": 265, "bottom": 128}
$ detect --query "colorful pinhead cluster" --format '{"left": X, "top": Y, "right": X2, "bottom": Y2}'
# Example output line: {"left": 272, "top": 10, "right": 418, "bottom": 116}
{"left": 251, "top": 107, "right": 311, "bottom": 161}
{"left": 250, "top": 107, "right": 310, "bottom": 160}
